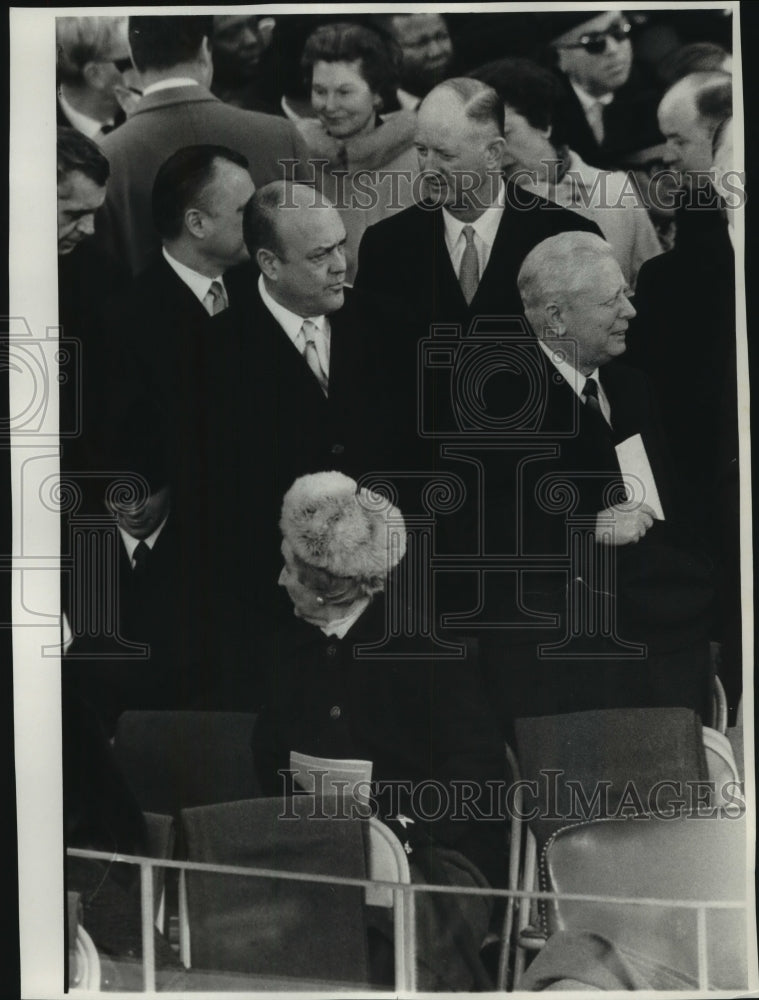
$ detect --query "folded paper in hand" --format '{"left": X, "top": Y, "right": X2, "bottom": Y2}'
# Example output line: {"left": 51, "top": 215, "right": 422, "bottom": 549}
{"left": 290, "top": 750, "right": 373, "bottom": 806}
{"left": 615, "top": 433, "right": 665, "bottom": 520}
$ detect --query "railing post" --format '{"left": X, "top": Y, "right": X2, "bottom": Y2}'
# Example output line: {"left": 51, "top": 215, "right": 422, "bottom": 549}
{"left": 139, "top": 861, "right": 156, "bottom": 992}
{"left": 697, "top": 904, "right": 709, "bottom": 989}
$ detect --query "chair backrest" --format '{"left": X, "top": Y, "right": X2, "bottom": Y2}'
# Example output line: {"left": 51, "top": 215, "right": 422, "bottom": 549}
{"left": 142, "top": 812, "right": 175, "bottom": 929}
{"left": 514, "top": 707, "right": 709, "bottom": 849}
{"left": 702, "top": 726, "right": 741, "bottom": 807}
{"left": 541, "top": 814, "right": 748, "bottom": 990}
{"left": 365, "top": 816, "right": 411, "bottom": 907}
{"left": 179, "top": 795, "right": 371, "bottom": 984}
{"left": 112, "top": 711, "right": 259, "bottom": 818}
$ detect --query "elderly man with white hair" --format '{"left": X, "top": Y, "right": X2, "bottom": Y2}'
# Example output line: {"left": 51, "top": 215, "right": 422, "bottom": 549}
{"left": 479, "top": 231, "right": 714, "bottom": 732}
{"left": 252, "top": 470, "right": 508, "bottom": 990}
{"left": 56, "top": 16, "right": 137, "bottom": 139}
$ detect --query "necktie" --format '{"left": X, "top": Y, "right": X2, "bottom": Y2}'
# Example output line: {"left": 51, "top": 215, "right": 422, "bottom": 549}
{"left": 586, "top": 101, "right": 605, "bottom": 145}
{"left": 132, "top": 540, "right": 150, "bottom": 576}
{"left": 299, "top": 319, "right": 329, "bottom": 395}
{"left": 582, "top": 376, "right": 610, "bottom": 426}
{"left": 458, "top": 225, "right": 480, "bottom": 305}
{"left": 204, "top": 280, "right": 228, "bottom": 316}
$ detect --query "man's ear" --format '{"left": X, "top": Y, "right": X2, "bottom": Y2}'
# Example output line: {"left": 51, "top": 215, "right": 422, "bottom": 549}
{"left": 184, "top": 207, "right": 206, "bottom": 239}
{"left": 257, "top": 247, "right": 279, "bottom": 281}
{"left": 545, "top": 302, "right": 566, "bottom": 335}
{"left": 486, "top": 135, "right": 507, "bottom": 168}
{"left": 82, "top": 60, "right": 108, "bottom": 91}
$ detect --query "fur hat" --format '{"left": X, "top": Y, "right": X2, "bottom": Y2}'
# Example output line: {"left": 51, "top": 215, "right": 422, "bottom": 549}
{"left": 280, "top": 471, "right": 406, "bottom": 584}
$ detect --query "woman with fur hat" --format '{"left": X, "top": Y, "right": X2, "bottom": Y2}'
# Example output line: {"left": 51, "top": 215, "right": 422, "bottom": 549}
{"left": 252, "top": 471, "right": 508, "bottom": 990}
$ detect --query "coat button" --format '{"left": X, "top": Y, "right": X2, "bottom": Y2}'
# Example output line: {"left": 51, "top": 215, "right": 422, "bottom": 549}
{"left": 331, "top": 443, "right": 344, "bottom": 455}
{"left": 329, "top": 705, "right": 342, "bottom": 720}
{"left": 326, "top": 644, "right": 337, "bottom": 657}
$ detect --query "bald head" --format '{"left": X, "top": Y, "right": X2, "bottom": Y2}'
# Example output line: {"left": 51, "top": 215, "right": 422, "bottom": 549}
{"left": 518, "top": 232, "right": 635, "bottom": 374}
{"left": 244, "top": 182, "right": 347, "bottom": 317}
{"left": 658, "top": 71, "right": 732, "bottom": 174}
{"left": 415, "top": 78, "right": 506, "bottom": 218}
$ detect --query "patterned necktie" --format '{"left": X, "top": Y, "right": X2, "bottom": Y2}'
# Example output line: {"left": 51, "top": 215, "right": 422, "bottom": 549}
{"left": 132, "top": 540, "right": 150, "bottom": 576}
{"left": 204, "top": 280, "right": 228, "bottom": 316}
{"left": 299, "top": 319, "right": 329, "bottom": 396}
{"left": 458, "top": 225, "right": 480, "bottom": 305}
{"left": 582, "top": 376, "right": 610, "bottom": 426}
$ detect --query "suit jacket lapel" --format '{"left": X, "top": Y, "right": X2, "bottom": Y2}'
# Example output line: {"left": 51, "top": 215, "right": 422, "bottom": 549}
{"left": 252, "top": 297, "right": 330, "bottom": 410}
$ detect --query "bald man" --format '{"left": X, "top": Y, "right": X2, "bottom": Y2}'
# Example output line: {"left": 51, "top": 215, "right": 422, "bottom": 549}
{"left": 354, "top": 77, "right": 600, "bottom": 328}
{"left": 655, "top": 70, "right": 732, "bottom": 248}
{"left": 231, "top": 182, "right": 400, "bottom": 614}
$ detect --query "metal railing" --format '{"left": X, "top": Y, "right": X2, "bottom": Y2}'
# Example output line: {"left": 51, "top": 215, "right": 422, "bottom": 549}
{"left": 67, "top": 846, "right": 748, "bottom": 994}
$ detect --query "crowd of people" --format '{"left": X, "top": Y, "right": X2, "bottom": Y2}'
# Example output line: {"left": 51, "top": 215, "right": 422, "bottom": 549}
{"left": 57, "top": 10, "right": 741, "bottom": 991}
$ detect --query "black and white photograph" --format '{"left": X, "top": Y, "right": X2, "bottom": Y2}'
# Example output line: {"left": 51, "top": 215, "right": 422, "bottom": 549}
{"left": 8, "top": 2, "right": 757, "bottom": 996}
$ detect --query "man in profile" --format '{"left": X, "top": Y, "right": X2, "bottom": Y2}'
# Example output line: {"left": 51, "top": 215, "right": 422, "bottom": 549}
{"left": 235, "top": 181, "right": 402, "bottom": 617}
{"left": 57, "top": 127, "right": 120, "bottom": 476}
{"left": 56, "top": 16, "right": 133, "bottom": 139}
{"left": 480, "top": 232, "right": 713, "bottom": 733}
{"left": 96, "top": 14, "right": 312, "bottom": 274}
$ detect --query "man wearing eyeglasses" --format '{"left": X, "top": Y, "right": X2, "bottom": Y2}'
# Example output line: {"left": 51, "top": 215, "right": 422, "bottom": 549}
{"left": 546, "top": 11, "right": 661, "bottom": 172}
{"left": 56, "top": 16, "right": 134, "bottom": 141}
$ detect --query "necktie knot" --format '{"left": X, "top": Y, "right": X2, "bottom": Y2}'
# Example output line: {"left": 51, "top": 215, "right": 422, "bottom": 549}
{"left": 204, "top": 280, "right": 228, "bottom": 316}
{"left": 583, "top": 376, "right": 600, "bottom": 401}
{"left": 132, "top": 540, "right": 150, "bottom": 575}
{"left": 582, "top": 376, "right": 612, "bottom": 427}
{"left": 458, "top": 225, "right": 480, "bottom": 306}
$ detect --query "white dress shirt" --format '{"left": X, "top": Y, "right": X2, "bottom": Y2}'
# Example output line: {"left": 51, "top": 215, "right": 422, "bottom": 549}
{"left": 142, "top": 78, "right": 199, "bottom": 97}
{"left": 443, "top": 179, "right": 506, "bottom": 278}
{"left": 58, "top": 92, "right": 113, "bottom": 140}
{"left": 119, "top": 516, "right": 169, "bottom": 569}
{"left": 258, "top": 274, "right": 331, "bottom": 376}
{"left": 538, "top": 339, "right": 612, "bottom": 425}
{"left": 162, "top": 248, "right": 227, "bottom": 315}
{"left": 570, "top": 80, "right": 614, "bottom": 143}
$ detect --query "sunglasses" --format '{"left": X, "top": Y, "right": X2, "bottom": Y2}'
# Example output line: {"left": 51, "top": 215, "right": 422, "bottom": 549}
{"left": 556, "top": 21, "right": 632, "bottom": 56}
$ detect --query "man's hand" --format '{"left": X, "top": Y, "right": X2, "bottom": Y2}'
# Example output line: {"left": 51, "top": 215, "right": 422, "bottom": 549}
{"left": 595, "top": 503, "right": 656, "bottom": 545}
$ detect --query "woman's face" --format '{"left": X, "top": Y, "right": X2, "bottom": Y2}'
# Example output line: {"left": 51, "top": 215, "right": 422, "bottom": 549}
{"left": 501, "top": 103, "right": 556, "bottom": 181}
{"left": 311, "top": 59, "right": 379, "bottom": 141}
{"left": 278, "top": 540, "right": 364, "bottom": 626}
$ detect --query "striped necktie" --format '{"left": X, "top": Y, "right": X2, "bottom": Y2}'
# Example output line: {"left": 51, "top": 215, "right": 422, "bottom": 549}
{"left": 299, "top": 319, "right": 329, "bottom": 396}
{"left": 458, "top": 225, "right": 480, "bottom": 305}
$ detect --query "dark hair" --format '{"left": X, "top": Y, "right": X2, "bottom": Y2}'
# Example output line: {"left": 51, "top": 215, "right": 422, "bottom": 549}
{"left": 663, "top": 42, "right": 730, "bottom": 87}
{"left": 57, "top": 127, "right": 110, "bottom": 186}
{"left": 469, "top": 57, "right": 557, "bottom": 133}
{"left": 243, "top": 182, "right": 286, "bottom": 261}
{"left": 128, "top": 15, "right": 213, "bottom": 73}
{"left": 301, "top": 22, "right": 401, "bottom": 112}
{"left": 151, "top": 144, "right": 249, "bottom": 240}
{"left": 697, "top": 78, "right": 733, "bottom": 131}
